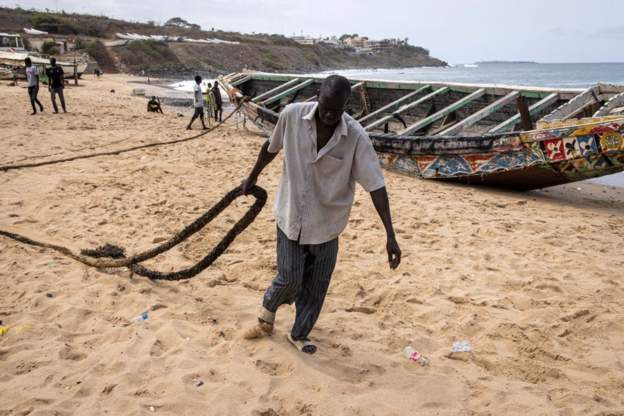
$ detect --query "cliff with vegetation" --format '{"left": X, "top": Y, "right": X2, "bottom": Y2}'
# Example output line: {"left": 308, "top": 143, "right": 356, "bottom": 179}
{"left": 0, "top": 7, "right": 447, "bottom": 76}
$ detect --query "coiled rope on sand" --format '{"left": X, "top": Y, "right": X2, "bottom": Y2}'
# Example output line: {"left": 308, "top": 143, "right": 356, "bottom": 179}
{"left": 0, "top": 97, "right": 268, "bottom": 280}
{"left": 0, "top": 185, "right": 266, "bottom": 280}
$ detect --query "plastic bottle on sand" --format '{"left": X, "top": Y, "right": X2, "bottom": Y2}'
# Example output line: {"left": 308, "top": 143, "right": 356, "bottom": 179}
{"left": 133, "top": 311, "right": 148, "bottom": 323}
{"left": 403, "top": 346, "right": 430, "bottom": 366}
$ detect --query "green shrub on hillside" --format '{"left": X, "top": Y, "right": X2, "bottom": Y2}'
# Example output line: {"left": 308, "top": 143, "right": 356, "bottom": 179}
{"left": 75, "top": 38, "right": 117, "bottom": 72}
{"left": 31, "top": 13, "right": 77, "bottom": 34}
{"left": 41, "top": 40, "right": 59, "bottom": 55}
{"left": 117, "top": 40, "right": 185, "bottom": 73}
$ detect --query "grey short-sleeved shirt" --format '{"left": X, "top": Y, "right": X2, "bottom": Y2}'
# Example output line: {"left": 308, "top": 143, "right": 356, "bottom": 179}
{"left": 268, "top": 102, "right": 385, "bottom": 245}
{"left": 26, "top": 66, "right": 38, "bottom": 87}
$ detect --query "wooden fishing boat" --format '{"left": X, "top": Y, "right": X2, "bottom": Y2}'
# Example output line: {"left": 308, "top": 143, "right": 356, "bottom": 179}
{"left": 220, "top": 72, "right": 624, "bottom": 190}
{"left": 0, "top": 51, "right": 88, "bottom": 79}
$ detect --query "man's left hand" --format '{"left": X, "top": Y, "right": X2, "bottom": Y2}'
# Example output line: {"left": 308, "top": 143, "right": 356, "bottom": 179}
{"left": 386, "top": 236, "right": 401, "bottom": 269}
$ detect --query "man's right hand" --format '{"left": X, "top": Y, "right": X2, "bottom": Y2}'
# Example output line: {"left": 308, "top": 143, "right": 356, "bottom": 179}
{"left": 241, "top": 140, "right": 278, "bottom": 196}
{"left": 241, "top": 175, "right": 257, "bottom": 195}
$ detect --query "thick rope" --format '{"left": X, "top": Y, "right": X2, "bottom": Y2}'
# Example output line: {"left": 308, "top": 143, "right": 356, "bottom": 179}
{"left": 0, "top": 100, "right": 247, "bottom": 172}
{"left": 0, "top": 185, "right": 266, "bottom": 280}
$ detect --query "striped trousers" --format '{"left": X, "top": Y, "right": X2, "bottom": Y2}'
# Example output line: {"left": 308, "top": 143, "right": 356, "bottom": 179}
{"left": 261, "top": 227, "right": 339, "bottom": 340}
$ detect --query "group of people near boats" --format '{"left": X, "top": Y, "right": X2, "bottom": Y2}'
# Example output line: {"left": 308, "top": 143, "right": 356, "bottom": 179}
{"left": 187, "top": 75, "right": 223, "bottom": 130}
{"left": 147, "top": 75, "right": 223, "bottom": 128}
{"left": 24, "top": 58, "right": 222, "bottom": 129}
{"left": 24, "top": 57, "right": 68, "bottom": 115}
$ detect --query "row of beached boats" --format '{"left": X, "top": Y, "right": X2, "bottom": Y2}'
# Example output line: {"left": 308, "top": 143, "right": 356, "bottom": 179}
{"left": 220, "top": 72, "right": 624, "bottom": 190}
{"left": 115, "top": 32, "right": 240, "bottom": 45}
{"left": 0, "top": 50, "right": 88, "bottom": 81}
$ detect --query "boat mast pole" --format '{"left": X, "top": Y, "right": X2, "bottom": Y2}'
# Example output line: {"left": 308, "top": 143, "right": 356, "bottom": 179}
{"left": 74, "top": 49, "right": 78, "bottom": 86}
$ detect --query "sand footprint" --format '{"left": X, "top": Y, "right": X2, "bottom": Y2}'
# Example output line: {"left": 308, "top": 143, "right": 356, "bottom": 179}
{"left": 149, "top": 338, "right": 172, "bottom": 357}
{"left": 59, "top": 344, "right": 87, "bottom": 361}
{"left": 254, "top": 359, "right": 293, "bottom": 377}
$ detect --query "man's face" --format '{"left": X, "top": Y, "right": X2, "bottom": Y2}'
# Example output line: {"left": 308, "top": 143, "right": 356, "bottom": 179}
{"left": 317, "top": 91, "right": 348, "bottom": 126}
{"left": 25, "top": 60, "right": 31, "bottom": 67}
{"left": 50, "top": 59, "right": 56, "bottom": 66}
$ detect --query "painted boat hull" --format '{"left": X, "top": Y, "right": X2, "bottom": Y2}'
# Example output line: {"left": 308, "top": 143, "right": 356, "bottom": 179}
{"left": 372, "top": 117, "right": 624, "bottom": 190}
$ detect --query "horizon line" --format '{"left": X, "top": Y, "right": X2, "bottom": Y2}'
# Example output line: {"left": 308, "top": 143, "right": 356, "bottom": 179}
{"left": 460, "top": 61, "right": 624, "bottom": 65}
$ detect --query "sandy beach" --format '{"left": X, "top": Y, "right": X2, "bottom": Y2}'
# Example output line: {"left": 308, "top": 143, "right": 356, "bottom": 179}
{"left": 1, "top": 74, "right": 624, "bottom": 416}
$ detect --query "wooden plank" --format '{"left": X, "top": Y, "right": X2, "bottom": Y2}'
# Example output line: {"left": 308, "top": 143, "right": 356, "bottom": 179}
{"left": 593, "top": 91, "right": 624, "bottom": 117}
{"left": 438, "top": 91, "right": 519, "bottom": 135}
{"left": 351, "top": 81, "right": 366, "bottom": 91}
{"left": 399, "top": 88, "right": 486, "bottom": 135}
{"left": 356, "top": 82, "right": 371, "bottom": 117}
{"left": 230, "top": 74, "right": 251, "bottom": 87}
{"left": 517, "top": 96, "right": 533, "bottom": 130}
{"left": 261, "top": 79, "right": 315, "bottom": 106}
{"left": 562, "top": 100, "right": 600, "bottom": 120}
{"left": 541, "top": 86, "right": 599, "bottom": 122}
{"left": 364, "top": 86, "right": 448, "bottom": 131}
{"left": 222, "top": 72, "right": 239, "bottom": 82}
{"left": 489, "top": 93, "right": 560, "bottom": 133}
{"left": 252, "top": 78, "right": 302, "bottom": 103}
{"left": 358, "top": 85, "right": 431, "bottom": 124}
{"left": 598, "top": 83, "right": 624, "bottom": 95}
{"left": 227, "top": 73, "right": 248, "bottom": 84}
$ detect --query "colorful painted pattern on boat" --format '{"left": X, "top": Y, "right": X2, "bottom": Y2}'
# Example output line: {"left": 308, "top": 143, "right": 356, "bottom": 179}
{"left": 378, "top": 117, "right": 624, "bottom": 182}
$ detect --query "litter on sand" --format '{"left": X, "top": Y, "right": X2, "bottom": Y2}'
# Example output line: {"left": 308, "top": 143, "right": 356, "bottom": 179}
{"left": 452, "top": 340, "right": 472, "bottom": 353}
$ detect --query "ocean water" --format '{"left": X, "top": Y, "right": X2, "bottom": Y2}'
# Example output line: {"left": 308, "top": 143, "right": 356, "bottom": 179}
{"left": 170, "top": 79, "right": 229, "bottom": 102}
{"left": 323, "top": 62, "right": 624, "bottom": 89}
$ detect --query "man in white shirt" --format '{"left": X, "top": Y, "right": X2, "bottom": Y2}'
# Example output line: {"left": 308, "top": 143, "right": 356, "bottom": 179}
{"left": 242, "top": 75, "right": 401, "bottom": 354}
{"left": 24, "top": 57, "right": 44, "bottom": 115}
{"left": 187, "top": 75, "right": 207, "bottom": 130}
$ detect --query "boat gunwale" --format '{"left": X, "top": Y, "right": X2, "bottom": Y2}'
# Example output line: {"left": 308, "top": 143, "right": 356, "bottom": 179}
{"left": 240, "top": 71, "right": 591, "bottom": 99}
{"left": 225, "top": 79, "right": 624, "bottom": 144}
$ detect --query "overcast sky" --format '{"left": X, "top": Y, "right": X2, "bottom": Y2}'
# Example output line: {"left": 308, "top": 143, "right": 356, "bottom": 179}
{"left": 3, "top": 0, "right": 623, "bottom": 63}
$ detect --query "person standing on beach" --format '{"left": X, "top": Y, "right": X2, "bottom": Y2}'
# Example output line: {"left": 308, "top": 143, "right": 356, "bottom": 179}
{"left": 187, "top": 75, "right": 207, "bottom": 130}
{"left": 241, "top": 75, "right": 401, "bottom": 354}
{"left": 204, "top": 82, "right": 217, "bottom": 127}
{"left": 24, "top": 58, "right": 44, "bottom": 115}
{"left": 46, "top": 58, "right": 67, "bottom": 113}
{"left": 212, "top": 81, "right": 223, "bottom": 122}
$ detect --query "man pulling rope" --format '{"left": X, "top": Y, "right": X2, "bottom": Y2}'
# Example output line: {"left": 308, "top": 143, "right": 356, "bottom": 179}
{"left": 241, "top": 75, "right": 401, "bottom": 354}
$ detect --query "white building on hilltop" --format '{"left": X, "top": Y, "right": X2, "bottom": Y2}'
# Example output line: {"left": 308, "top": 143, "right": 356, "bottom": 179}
{"left": 291, "top": 35, "right": 317, "bottom": 45}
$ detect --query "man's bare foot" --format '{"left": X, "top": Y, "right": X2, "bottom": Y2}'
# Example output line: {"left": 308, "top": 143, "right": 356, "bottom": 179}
{"left": 243, "top": 320, "right": 273, "bottom": 339}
